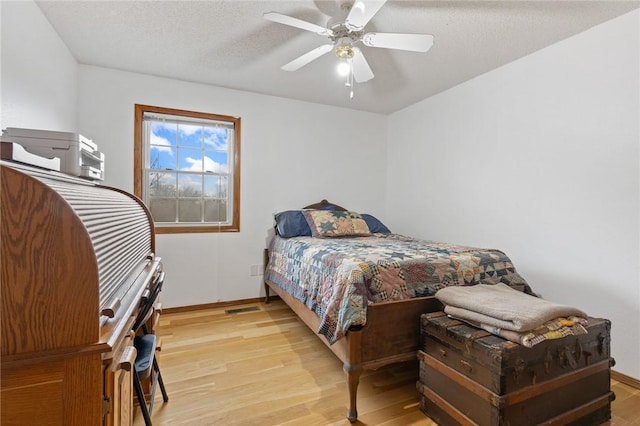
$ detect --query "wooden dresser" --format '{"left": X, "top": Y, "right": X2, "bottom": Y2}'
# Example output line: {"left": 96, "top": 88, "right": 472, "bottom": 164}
{"left": 0, "top": 160, "right": 163, "bottom": 426}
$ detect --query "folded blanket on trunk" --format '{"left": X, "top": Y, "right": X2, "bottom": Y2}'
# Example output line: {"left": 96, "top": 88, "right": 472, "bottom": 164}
{"left": 435, "top": 283, "right": 588, "bottom": 332}
{"left": 452, "top": 315, "right": 589, "bottom": 348}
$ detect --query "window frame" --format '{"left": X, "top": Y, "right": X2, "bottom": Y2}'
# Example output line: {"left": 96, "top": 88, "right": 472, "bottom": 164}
{"left": 134, "top": 104, "right": 240, "bottom": 234}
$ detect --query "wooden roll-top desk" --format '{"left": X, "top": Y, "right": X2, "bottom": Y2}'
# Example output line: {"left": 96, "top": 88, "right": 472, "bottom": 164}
{"left": 0, "top": 160, "right": 163, "bottom": 425}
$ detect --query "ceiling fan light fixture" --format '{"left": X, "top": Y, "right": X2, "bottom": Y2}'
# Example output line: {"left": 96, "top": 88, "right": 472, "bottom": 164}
{"left": 335, "top": 42, "right": 355, "bottom": 59}
{"left": 265, "top": 0, "right": 433, "bottom": 100}
{"left": 337, "top": 61, "right": 351, "bottom": 77}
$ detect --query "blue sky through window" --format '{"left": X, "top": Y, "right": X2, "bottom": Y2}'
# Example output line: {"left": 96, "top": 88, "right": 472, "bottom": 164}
{"left": 149, "top": 121, "right": 229, "bottom": 173}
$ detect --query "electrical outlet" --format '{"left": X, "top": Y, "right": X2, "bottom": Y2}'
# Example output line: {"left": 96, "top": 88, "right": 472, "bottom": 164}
{"left": 250, "top": 264, "right": 264, "bottom": 276}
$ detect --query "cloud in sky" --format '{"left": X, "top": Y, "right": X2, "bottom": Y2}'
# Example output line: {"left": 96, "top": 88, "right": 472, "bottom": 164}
{"left": 179, "top": 124, "right": 201, "bottom": 137}
{"left": 178, "top": 173, "right": 200, "bottom": 190}
{"left": 204, "top": 128, "right": 229, "bottom": 150}
{"left": 152, "top": 121, "right": 229, "bottom": 151}
{"left": 149, "top": 171, "right": 177, "bottom": 192}
{"left": 150, "top": 132, "right": 174, "bottom": 155}
{"left": 182, "top": 156, "right": 228, "bottom": 173}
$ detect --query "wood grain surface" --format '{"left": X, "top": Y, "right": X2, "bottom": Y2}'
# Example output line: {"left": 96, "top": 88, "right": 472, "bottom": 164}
{"left": 134, "top": 300, "right": 640, "bottom": 425}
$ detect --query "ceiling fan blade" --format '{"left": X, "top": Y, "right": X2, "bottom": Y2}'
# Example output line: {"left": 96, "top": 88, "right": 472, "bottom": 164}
{"left": 362, "top": 32, "right": 434, "bottom": 52}
{"left": 282, "top": 44, "right": 334, "bottom": 71}
{"left": 264, "top": 12, "right": 332, "bottom": 36}
{"left": 345, "top": 0, "right": 387, "bottom": 31}
{"left": 352, "top": 48, "right": 374, "bottom": 83}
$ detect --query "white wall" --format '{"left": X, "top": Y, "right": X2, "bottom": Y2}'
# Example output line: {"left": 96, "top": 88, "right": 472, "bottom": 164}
{"left": 387, "top": 10, "right": 640, "bottom": 379}
{"left": 77, "top": 65, "right": 388, "bottom": 308}
{"left": 1, "top": 1, "right": 77, "bottom": 131}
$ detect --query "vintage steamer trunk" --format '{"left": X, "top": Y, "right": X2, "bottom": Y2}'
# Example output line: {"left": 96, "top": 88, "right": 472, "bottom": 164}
{"left": 417, "top": 311, "right": 614, "bottom": 426}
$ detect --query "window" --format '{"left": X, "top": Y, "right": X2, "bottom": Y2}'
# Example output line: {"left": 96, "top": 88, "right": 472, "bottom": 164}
{"left": 134, "top": 104, "right": 240, "bottom": 233}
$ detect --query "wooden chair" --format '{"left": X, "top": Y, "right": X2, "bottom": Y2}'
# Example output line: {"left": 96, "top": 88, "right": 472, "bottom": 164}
{"left": 132, "top": 272, "right": 169, "bottom": 425}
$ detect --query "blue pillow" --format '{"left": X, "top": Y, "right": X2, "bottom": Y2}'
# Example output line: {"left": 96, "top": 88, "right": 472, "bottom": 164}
{"left": 274, "top": 210, "right": 311, "bottom": 238}
{"left": 361, "top": 214, "right": 391, "bottom": 234}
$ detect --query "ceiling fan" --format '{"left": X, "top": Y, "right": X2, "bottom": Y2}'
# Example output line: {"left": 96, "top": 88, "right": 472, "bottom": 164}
{"left": 264, "top": 0, "right": 434, "bottom": 98}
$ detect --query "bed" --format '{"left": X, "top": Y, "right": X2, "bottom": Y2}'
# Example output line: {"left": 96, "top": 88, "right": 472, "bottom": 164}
{"left": 263, "top": 200, "right": 531, "bottom": 422}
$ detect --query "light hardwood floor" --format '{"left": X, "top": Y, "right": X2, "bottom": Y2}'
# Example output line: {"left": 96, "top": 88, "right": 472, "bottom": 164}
{"left": 135, "top": 300, "right": 640, "bottom": 426}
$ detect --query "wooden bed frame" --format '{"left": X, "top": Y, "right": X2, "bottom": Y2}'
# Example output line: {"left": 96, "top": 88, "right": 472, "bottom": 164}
{"left": 263, "top": 200, "right": 443, "bottom": 422}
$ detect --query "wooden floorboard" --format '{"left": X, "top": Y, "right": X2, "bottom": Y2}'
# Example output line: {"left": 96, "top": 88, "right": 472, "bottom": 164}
{"left": 135, "top": 300, "right": 640, "bottom": 426}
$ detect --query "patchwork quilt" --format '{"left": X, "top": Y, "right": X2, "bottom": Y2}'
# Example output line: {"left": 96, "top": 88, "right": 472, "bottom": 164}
{"left": 264, "top": 234, "right": 531, "bottom": 344}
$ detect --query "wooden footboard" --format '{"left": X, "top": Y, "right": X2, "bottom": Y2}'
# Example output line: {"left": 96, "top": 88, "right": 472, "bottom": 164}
{"left": 264, "top": 276, "right": 442, "bottom": 422}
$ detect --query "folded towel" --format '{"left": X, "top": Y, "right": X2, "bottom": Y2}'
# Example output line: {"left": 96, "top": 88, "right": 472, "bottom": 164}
{"left": 436, "top": 283, "right": 588, "bottom": 332}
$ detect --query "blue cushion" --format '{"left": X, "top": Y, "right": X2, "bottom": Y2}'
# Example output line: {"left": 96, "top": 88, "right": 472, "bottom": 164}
{"left": 361, "top": 214, "right": 391, "bottom": 234}
{"left": 134, "top": 334, "right": 156, "bottom": 373}
{"left": 274, "top": 210, "right": 311, "bottom": 238}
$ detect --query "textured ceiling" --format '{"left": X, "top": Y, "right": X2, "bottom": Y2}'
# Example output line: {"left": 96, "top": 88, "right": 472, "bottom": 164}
{"left": 36, "top": 0, "right": 639, "bottom": 114}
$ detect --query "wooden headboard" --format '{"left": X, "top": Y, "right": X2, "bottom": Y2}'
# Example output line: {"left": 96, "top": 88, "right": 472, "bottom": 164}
{"left": 303, "top": 199, "right": 347, "bottom": 211}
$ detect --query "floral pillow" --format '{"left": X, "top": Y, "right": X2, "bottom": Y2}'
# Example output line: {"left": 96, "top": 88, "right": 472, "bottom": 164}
{"left": 302, "top": 210, "right": 371, "bottom": 237}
